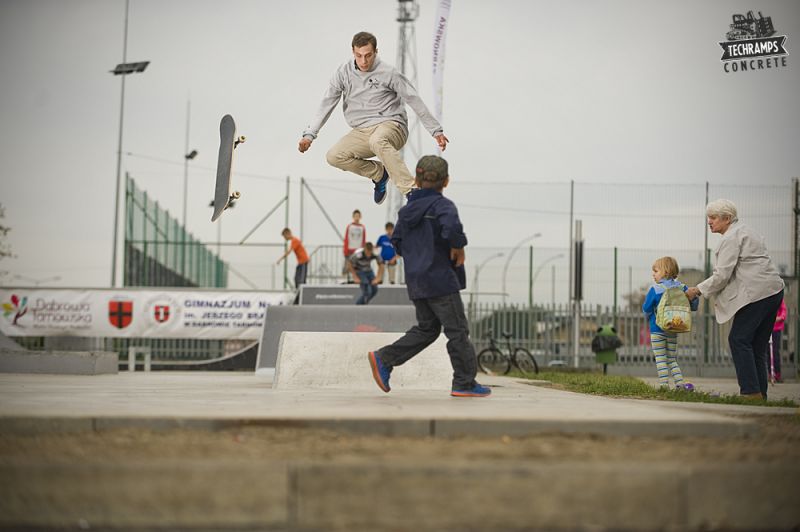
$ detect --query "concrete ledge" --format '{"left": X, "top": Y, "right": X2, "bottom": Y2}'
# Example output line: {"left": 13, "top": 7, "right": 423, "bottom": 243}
{"left": 0, "top": 415, "right": 758, "bottom": 439}
{"left": 0, "top": 350, "right": 118, "bottom": 375}
{"left": 1, "top": 460, "right": 797, "bottom": 530}
{"left": 274, "top": 331, "right": 454, "bottom": 390}
{"left": 0, "top": 461, "right": 288, "bottom": 529}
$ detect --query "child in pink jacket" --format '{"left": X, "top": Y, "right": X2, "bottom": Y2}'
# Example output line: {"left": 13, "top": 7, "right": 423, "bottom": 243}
{"left": 770, "top": 299, "right": 787, "bottom": 382}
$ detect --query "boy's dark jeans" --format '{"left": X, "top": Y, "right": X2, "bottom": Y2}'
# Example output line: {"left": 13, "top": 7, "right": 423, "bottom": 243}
{"left": 294, "top": 262, "right": 308, "bottom": 288}
{"left": 356, "top": 271, "right": 378, "bottom": 305}
{"left": 376, "top": 292, "right": 477, "bottom": 390}
{"left": 729, "top": 290, "right": 783, "bottom": 398}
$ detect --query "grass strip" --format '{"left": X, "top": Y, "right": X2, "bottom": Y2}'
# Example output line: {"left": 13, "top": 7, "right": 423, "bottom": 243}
{"left": 517, "top": 371, "right": 798, "bottom": 408}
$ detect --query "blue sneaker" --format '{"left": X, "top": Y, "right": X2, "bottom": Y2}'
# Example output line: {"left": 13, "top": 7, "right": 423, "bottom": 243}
{"left": 368, "top": 351, "right": 391, "bottom": 392}
{"left": 451, "top": 383, "right": 491, "bottom": 397}
{"left": 373, "top": 169, "right": 389, "bottom": 205}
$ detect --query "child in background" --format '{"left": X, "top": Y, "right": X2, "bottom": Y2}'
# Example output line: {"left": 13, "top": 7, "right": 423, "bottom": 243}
{"left": 770, "top": 298, "right": 787, "bottom": 383}
{"left": 276, "top": 228, "right": 309, "bottom": 289}
{"left": 376, "top": 222, "right": 398, "bottom": 284}
{"left": 347, "top": 242, "right": 384, "bottom": 305}
{"left": 343, "top": 209, "right": 366, "bottom": 283}
{"left": 642, "top": 256, "right": 699, "bottom": 391}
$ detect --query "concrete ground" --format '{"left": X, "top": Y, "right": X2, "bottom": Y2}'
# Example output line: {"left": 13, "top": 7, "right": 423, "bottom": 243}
{"left": 1, "top": 371, "right": 798, "bottom": 531}
{"left": 0, "top": 371, "right": 795, "bottom": 437}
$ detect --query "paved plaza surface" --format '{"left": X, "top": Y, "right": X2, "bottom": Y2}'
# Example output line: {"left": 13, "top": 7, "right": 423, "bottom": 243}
{"left": 0, "top": 372, "right": 797, "bottom": 437}
{"left": 1, "top": 371, "right": 798, "bottom": 531}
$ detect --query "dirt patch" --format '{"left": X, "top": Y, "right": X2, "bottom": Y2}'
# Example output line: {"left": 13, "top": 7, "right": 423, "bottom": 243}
{"left": 2, "top": 415, "right": 799, "bottom": 466}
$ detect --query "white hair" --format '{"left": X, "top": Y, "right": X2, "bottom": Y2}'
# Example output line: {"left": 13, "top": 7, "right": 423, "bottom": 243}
{"left": 706, "top": 199, "right": 738, "bottom": 222}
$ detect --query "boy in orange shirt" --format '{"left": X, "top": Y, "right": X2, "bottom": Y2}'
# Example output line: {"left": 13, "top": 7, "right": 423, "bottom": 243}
{"left": 277, "top": 228, "right": 309, "bottom": 288}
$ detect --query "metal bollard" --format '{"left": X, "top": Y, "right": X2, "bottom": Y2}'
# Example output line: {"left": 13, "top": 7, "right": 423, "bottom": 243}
{"left": 128, "top": 347, "right": 153, "bottom": 372}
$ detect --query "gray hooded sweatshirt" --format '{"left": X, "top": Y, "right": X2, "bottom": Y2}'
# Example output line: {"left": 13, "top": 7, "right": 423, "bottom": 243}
{"left": 302, "top": 57, "right": 443, "bottom": 140}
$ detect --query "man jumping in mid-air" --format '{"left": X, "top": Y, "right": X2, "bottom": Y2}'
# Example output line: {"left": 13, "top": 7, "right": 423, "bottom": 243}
{"left": 298, "top": 31, "right": 448, "bottom": 204}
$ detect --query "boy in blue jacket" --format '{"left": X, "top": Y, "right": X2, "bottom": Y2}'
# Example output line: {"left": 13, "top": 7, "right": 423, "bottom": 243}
{"left": 368, "top": 155, "right": 490, "bottom": 397}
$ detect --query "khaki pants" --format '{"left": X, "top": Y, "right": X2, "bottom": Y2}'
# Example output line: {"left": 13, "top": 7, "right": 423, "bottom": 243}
{"left": 384, "top": 260, "right": 397, "bottom": 284}
{"left": 325, "top": 121, "right": 414, "bottom": 195}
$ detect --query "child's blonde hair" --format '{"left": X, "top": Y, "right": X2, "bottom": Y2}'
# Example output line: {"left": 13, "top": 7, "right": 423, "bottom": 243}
{"left": 653, "top": 256, "right": 679, "bottom": 279}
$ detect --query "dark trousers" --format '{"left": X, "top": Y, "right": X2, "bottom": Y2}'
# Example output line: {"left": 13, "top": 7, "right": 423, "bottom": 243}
{"left": 294, "top": 262, "right": 308, "bottom": 288}
{"left": 377, "top": 292, "right": 477, "bottom": 390}
{"left": 729, "top": 290, "right": 783, "bottom": 398}
{"left": 356, "top": 270, "right": 378, "bottom": 305}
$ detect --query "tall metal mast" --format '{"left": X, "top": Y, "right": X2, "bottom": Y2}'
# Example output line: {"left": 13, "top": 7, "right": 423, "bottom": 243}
{"left": 388, "top": 0, "right": 422, "bottom": 220}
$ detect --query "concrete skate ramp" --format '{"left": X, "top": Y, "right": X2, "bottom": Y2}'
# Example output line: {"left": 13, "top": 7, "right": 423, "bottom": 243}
{"left": 0, "top": 331, "right": 119, "bottom": 375}
{"left": 256, "top": 305, "right": 417, "bottom": 371}
{"left": 153, "top": 342, "right": 258, "bottom": 371}
{"left": 0, "top": 351, "right": 118, "bottom": 375}
{"left": 274, "top": 331, "right": 453, "bottom": 390}
{"left": 0, "top": 330, "right": 25, "bottom": 351}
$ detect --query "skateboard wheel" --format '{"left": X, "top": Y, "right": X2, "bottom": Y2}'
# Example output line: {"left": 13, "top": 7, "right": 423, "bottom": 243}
{"left": 232, "top": 191, "right": 241, "bottom": 199}
{"left": 238, "top": 136, "right": 246, "bottom": 143}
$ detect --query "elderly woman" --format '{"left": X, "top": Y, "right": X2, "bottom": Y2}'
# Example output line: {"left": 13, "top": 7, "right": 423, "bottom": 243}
{"left": 686, "top": 199, "right": 784, "bottom": 401}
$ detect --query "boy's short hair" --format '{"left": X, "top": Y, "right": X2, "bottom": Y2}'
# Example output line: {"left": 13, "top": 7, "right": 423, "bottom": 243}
{"left": 415, "top": 155, "right": 448, "bottom": 189}
{"left": 364, "top": 242, "right": 374, "bottom": 251}
{"left": 353, "top": 209, "right": 361, "bottom": 216}
{"left": 385, "top": 222, "right": 394, "bottom": 229}
{"left": 653, "top": 256, "right": 679, "bottom": 279}
{"left": 352, "top": 31, "right": 377, "bottom": 50}
{"left": 281, "top": 227, "right": 291, "bottom": 236}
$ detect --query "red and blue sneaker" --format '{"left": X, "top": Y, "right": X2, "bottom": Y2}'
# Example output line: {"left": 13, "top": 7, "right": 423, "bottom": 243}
{"left": 451, "top": 383, "right": 491, "bottom": 397}
{"left": 368, "top": 351, "right": 391, "bottom": 393}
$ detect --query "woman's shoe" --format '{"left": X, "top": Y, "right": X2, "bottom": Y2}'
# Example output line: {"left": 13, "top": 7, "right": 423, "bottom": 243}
{"left": 741, "top": 392, "right": 765, "bottom": 402}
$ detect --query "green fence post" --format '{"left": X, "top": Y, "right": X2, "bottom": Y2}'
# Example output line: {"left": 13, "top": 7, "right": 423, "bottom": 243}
{"left": 528, "top": 245, "right": 533, "bottom": 308}
{"left": 613, "top": 246, "right": 618, "bottom": 327}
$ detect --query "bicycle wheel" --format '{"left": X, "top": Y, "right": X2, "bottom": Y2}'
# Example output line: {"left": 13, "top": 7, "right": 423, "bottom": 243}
{"left": 477, "top": 348, "right": 510, "bottom": 375}
{"left": 513, "top": 348, "right": 539, "bottom": 375}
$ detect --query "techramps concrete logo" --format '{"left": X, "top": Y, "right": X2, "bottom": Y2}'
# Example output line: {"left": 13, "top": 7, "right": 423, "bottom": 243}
{"left": 719, "top": 10, "right": 789, "bottom": 73}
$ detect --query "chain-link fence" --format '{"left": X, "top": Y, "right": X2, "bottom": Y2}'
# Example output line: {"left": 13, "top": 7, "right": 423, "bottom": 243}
{"left": 125, "top": 175, "right": 227, "bottom": 287}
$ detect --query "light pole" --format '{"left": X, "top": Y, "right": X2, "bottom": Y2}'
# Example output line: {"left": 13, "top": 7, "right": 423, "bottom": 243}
{"left": 109, "top": 0, "right": 149, "bottom": 287}
{"left": 470, "top": 252, "right": 504, "bottom": 309}
{"left": 182, "top": 99, "right": 197, "bottom": 231}
{"left": 531, "top": 253, "right": 564, "bottom": 307}
{"left": 182, "top": 98, "right": 197, "bottom": 281}
{"left": 501, "top": 233, "right": 541, "bottom": 305}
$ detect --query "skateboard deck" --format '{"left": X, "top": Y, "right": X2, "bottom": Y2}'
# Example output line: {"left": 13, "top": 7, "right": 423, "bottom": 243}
{"left": 212, "top": 114, "right": 245, "bottom": 222}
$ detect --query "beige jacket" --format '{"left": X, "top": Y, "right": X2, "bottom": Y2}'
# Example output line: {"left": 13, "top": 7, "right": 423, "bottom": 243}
{"left": 697, "top": 221, "right": 784, "bottom": 323}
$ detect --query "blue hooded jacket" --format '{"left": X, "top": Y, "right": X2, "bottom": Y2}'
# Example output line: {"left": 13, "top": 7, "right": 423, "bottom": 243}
{"left": 642, "top": 278, "right": 699, "bottom": 333}
{"left": 391, "top": 188, "right": 467, "bottom": 300}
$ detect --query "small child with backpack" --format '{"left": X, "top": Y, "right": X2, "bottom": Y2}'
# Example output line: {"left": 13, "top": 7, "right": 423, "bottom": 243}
{"left": 642, "top": 256, "right": 699, "bottom": 391}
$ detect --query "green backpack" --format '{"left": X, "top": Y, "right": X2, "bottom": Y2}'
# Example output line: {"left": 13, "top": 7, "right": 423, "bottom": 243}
{"left": 655, "top": 284, "right": 692, "bottom": 333}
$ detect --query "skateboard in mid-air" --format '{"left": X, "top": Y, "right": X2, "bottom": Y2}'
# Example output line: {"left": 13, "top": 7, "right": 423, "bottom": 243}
{"left": 212, "top": 114, "right": 245, "bottom": 222}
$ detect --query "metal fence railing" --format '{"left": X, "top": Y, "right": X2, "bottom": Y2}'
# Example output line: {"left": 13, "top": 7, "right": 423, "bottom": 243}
{"left": 465, "top": 300, "right": 797, "bottom": 377}
{"left": 10, "top": 298, "right": 797, "bottom": 377}
{"left": 125, "top": 175, "right": 227, "bottom": 288}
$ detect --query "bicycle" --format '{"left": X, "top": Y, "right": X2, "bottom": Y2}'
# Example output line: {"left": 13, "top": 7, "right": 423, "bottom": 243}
{"left": 476, "top": 329, "right": 539, "bottom": 376}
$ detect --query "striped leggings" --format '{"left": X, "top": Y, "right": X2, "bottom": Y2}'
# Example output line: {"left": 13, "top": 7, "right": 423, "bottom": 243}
{"left": 650, "top": 332, "right": 684, "bottom": 387}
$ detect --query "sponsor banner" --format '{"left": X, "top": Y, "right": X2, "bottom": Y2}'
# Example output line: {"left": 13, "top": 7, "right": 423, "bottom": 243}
{"left": 0, "top": 289, "right": 293, "bottom": 339}
{"left": 432, "top": 0, "right": 452, "bottom": 123}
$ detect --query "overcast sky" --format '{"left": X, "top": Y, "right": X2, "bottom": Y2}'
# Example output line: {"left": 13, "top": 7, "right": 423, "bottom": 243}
{"left": 0, "top": 0, "right": 798, "bottom": 302}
